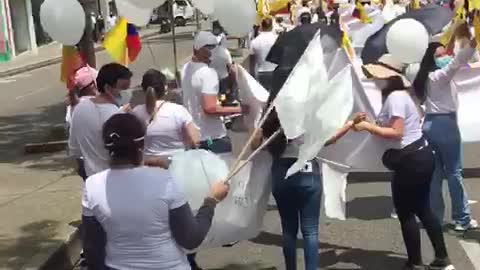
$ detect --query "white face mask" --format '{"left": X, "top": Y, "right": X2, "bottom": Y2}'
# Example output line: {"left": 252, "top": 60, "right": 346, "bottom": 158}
{"left": 110, "top": 89, "right": 133, "bottom": 107}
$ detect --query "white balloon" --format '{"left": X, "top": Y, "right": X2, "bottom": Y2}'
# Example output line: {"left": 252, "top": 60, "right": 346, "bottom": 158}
{"left": 116, "top": 0, "right": 153, "bottom": 26}
{"left": 127, "top": 0, "right": 167, "bottom": 9}
{"left": 169, "top": 150, "right": 228, "bottom": 211}
{"left": 386, "top": 19, "right": 429, "bottom": 64}
{"left": 40, "top": 0, "right": 85, "bottom": 45}
{"left": 192, "top": 0, "right": 214, "bottom": 15}
{"left": 213, "top": 0, "right": 256, "bottom": 37}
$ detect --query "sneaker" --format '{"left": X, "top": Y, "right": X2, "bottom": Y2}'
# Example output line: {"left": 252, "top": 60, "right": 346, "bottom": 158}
{"left": 454, "top": 219, "right": 479, "bottom": 232}
{"left": 429, "top": 257, "right": 455, "bottom": 270}
{"left": 391, "top": 210, "right": 398, "bottom": 219}
{"left": 402, "top": 263, "right": 427, "bottom": 270}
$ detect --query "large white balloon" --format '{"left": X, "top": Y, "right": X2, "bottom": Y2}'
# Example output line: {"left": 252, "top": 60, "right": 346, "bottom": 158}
{"left": 40, "top": 0, "right": 85, "bottom": 45}
{"left": 116, "top": 0, "right": 153, "bottom": 26}
{"left": 213, "top": 0, "right": 256, "bottom": 37}
{"left": 128, "top": 0, "right": 167, "bottom": 9}
{"left": 169, "top": 150, "right": 228, "bottom": 211}
{"left": 192, "top": 0, "right": 214, "bottom": 15}
{"left": 386, "top": 19, "right": 429, "bottom": 64}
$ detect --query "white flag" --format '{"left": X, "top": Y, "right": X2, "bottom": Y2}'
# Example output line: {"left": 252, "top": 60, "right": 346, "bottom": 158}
{"left": 286, "top": 65, "right": 354, "bottom": 177}
{"left": 273, "top": 30, "right": 328, "bottom": 139}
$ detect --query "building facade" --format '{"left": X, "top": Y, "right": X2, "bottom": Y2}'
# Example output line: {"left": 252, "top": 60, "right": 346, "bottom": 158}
{"left": 0, "top": 0, "right": 112, "bottom": 63}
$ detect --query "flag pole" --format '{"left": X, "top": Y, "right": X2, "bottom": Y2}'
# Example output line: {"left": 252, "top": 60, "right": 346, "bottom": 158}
{"left": 170, "top": 0, "right": 180, "bottom": 86}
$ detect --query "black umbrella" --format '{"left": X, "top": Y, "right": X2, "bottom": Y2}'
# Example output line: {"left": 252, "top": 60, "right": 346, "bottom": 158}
{"left": 266, "top": 22, "right": 343, "bottom": 100}
{"left": 361, "top": 4, "right": 453, "bottom": 64}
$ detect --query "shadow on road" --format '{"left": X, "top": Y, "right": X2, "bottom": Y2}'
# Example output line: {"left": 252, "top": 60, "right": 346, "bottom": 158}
{"left": 252, "top": 231, "right": 407, "bottom": 269}
{"left": 347, "top": 196, "right": 393, "bottom": 221}
{"left": 0, "top": 220, "right": 63, "bottom": 269}
{"left": 0, "top": 102, "right": 75, "bottom": 173}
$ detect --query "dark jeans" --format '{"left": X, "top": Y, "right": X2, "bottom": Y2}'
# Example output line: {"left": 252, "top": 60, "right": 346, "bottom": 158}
{"left": 199, "top": 136, "right": 232, "bottom": 154}
{"left": 272, "top": 158, "right": 322, "bottom": 270}
{"left": 391, "top": 146, "right": 449, "bottom": 266}
{"left": 257, "top": 71, "right": 273, "bottom": 92}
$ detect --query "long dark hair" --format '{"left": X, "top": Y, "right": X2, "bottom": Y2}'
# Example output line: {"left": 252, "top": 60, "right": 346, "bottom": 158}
{"left": 141, "top": 69, "right": 167, "bottom": 115}
{"left": 412, "top": 42, "right": 443, "bottom": 102}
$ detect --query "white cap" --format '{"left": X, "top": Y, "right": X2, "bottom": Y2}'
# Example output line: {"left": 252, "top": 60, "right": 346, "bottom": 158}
{"left": 194, "top": 31, "right": 218, "bottom": 50}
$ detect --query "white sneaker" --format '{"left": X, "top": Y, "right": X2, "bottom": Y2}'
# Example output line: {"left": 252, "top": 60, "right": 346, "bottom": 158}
{"left": 391, "top": 211, "right": 398, "bottom": 219}
{"left": 454, "top": 219, "right": 479, "bottom": 231}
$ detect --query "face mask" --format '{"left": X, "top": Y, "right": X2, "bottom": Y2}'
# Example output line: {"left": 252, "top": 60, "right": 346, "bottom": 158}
{"left": 434, "top": 55, "right": 453, "bottom": 69}
{"left": 110, "top": 88, "right": 132, "bottom": 107}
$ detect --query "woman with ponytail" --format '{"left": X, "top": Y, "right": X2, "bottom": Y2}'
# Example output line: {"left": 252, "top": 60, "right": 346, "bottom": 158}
{"left": 413, "top": 26, "right": 478, "bottom": 231}
{"left": 132, "top": 69, "right": 199, "bottom": 165}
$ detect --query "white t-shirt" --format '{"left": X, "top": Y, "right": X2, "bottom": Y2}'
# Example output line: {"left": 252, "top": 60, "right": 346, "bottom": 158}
{"left": 377, "top": 91, "right": 423, "bottom": 148}
{"left": 250, "top": 31, "right": 278, "bottom": 73}
{"left": 132, "top": 101, "right": 193, "bottom": 158}
{"left": 210, "top": 46, "right": 233, "bottom": 79}
{"left": 181, "top": 61, "right": 227, "bottom": 141}
{"left": 425, "top": 46, "right": 475, "bottom": 114}
{"left": 68, "top": 99, "right": 119, "bottom": 177}
{"left": 82, "top": 167, "right": 190, "bottom": 270}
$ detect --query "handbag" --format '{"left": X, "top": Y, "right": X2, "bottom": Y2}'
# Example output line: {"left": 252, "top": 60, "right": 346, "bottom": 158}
{"left": 382, "top": 137, "right": 427, "bottom": 171}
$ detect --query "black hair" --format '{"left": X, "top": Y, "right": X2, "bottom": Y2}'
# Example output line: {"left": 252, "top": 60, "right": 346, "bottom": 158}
{"left": 142, "top": 69, "right": 167, "bottom": 115}
{"left": 381, "top": 75, "right": 408, "bottom": 101}
{"left": 103, "top": 113, "right": 145, "bottom": 166}
{"left": 413, "top": 42, "right": 443, "bottom": 102}
{"left": 300, "top": 12, "right": 312, "bottom": 24}
{"left": 96, "top": 63, "right": 133, "bottom": 93}
{"left": 261, "top": 17, "right": 273, "bottom": 31}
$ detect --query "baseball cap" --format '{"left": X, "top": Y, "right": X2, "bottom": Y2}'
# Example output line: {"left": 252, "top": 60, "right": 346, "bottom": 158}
{"left": 194, "top": 31, "right": 218, "bottom": 50}
{"left": 74, "top": 66, "right": 98, "bottom": 90}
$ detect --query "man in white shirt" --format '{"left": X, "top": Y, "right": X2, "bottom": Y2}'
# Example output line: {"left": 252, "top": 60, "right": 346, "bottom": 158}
{"left": 249, "top": 18, "right": 278, "bottom": 91}
{"left": 210, "top": 21, "right": 237, "bottom": 105}
{"left": 69, "top": 63, "right": 133, "bottom": 178}
{"left": 182, "top": 31, "right": 247, "bottom": 154}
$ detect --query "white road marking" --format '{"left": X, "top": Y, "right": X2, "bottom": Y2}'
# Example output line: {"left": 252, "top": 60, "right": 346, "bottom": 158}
{"left": 15, "top": 86, "right": 49, "bottom": 100}
{"left": 459, "top": 239, "right": 480, "bottom": 269}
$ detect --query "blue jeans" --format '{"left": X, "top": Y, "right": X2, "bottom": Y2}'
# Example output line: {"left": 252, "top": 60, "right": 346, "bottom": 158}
{"left": 423, "top": 113, "right": 471, "bottom": 225}
{"left": 271, "top": 158, "right": 322, "bottom": 270}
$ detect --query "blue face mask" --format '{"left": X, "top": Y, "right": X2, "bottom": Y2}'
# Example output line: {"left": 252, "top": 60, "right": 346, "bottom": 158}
{"left": 434, "top": 55, "right": 453, "bottom": 69}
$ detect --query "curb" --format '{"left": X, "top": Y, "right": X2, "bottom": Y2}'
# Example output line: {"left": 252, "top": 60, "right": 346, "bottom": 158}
{"left": 0, "top": 30, "right": 161, "bottom": 78}
{"left": 38, "top": 227, "right": 82, "bottom": 270}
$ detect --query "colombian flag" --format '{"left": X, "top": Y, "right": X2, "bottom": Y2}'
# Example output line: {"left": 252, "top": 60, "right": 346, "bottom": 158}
{"left": 103, "top": 18, "right": 141, "bottom": 65}
{"left": 60, "top": 45, "right": 85, "bottom": 89}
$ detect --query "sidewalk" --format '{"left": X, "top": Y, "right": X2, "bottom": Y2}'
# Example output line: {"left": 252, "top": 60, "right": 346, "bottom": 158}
{"left": 0, "top": 25, "right": 175, "bottom": 78}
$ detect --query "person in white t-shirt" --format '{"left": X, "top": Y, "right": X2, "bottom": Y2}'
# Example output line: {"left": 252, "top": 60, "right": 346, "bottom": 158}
{"left": 249, "top": 17, "right": 278, "bottom": 91}
{"left": 65, "top": 66, "right": 99, "bottom": 181}
{"left": 210, "top": 21, "right": 237, "bottom": 105}
{"left": 413, "top": 36, "right": 478, "bottom": 232}
{"left": 132, "top": 69, "right": 199, "bottom": 161}
{"left": 182, "top": 31, "right": 247, "bottom": 154}
{"left": 346, "top": 65, "right": 454, "bottom": 269}
{"left": 69, "top": 63, "right": 133, "bottom": 178}
{"left": 82, "top": 113, "right": 229, "bottom": 270}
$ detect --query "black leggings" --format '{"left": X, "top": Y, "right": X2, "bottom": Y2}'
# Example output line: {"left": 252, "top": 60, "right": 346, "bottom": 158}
{"left": 391, "top": 146, "right": 448, "bottom": 266}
